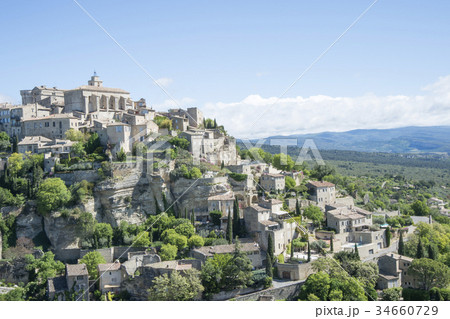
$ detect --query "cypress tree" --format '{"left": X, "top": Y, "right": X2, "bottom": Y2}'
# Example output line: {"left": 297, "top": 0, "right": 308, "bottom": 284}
{"left": 162, "top": 193, "right": 168, "bottom": 212}
{"left": 12, "top": 135, "right": 18, "bottom": 153}
{"left": 330, "top": 234, "right": 334, "bottom": 253}
{"left": 266, "top": 254, "right": 273, "bottom": 278}
{"left": 295, "top": 198, "right": 301, "bottom": 216}
{"left": 213, "top": 118, "right": 217, "bottom": 128}
{"left": 221, "top": 161, "right": 224, "bottom": 170}
{"left": 428, "top": 244, "right": 437, "bottom": 260}
{"left": 191, "top": 209, "right": 195, "bottom": 225}
{"left": 398, "top": 231, "right": 405, "bottom": 255}
{"left": 149, "top": 228, "right": 153, "bottom": 243}
{"left": 226, "top": 211, "right": 232, "bottom": 244}
{"left": 354, "top": 243, "right": 360, "bottom": 259}
{"left": 416, "top": 237, "right": 425, "bottom": 259}
{"left": 267, "top": 233, "right": 274, "bottom": 262}
{"left": 307, "top": 241, "right": 311, "bottom": 262}
{"left": 232, "top": 199, "right": 240, "bottom": 238}
{"left": 385, "top": 227, "right": 391, "bottom": 247}
{"left": 184, "top": 208, "right": 187, "bottom": 219}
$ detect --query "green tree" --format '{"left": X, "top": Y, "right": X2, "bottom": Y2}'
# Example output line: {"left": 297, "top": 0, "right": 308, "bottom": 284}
{"left": 299, "top": 271, "right": 331, "bottom": 301}
{"left": 93, "top": 223, "right": 113, "bottom": 248}
{"left": 265, "top": 254, "right": 273, "bottom": 278}
{"left": 209, "top": 210, "right": 222, "bottom": 227}
{"left": 330, "top": 234, "right": 334, "bottom": 253}
{"left": 285, "top": 176, "right": 296, "bottom": 190}
{"left": 295, "top": 198, "right": 301, "bottom": 216}
{"left": 188, "top": 235, "right": 204, "bottom": 248}
{"left": 267, "top": 233, "right": 274, "bottom": 263}
{"left": 0, "top": 287, "right": 26, "bottom": 301}
{"left": 25, "top": 251, "right": 65, "bottom": 283}
{"left": 354, "top": 243, "right": 360, "bottom": 259}
{"left": 398, "top": 231, "right": 405, "bottom": 255}
{"left": 226, "top": 211, "right": 232, "bottom": 244}
{"left": 382, "top": 287, "right": 402, "bottom": 301}
{"left": 189, "top": 167, "right": 202, "bottom": 179}
{"left": 411, "top": 200, "right": 430, "bottom": 216}
{"left": 36, "top": 178, "right": 71, "bottom": 215}
{"left": 428, "top": 244, "right": 438, "bottom": 260}
{"left": 72, "top": 142, "right": 86, "bottom": 157}
{"left": 416, "top": 237, "right": 425, "bottom": 259}
{"left": 148, "top": 269, "right": 203, "bottom": 301}
{"left": 7, "top": 153, "right": 24, "bottom": 176}
{"left": 303, "top": 205, "right": 324, "bottom": 226}
{"left": 116, "top": 147, "right": 127, "bottom": 162}
{"left": 385, "top": 227, "right": 391, "bottom": 247}
{"left": 407, "top": 258, "right": 450, "bottom": 291}
{"left": 133, "top": 231, "right": 151, "bottom": 247}
{"left": 65, "top": 129, "right": 86, "bottom": 142}
{"left": 160, "top": 243, "right": 178, "bottom": 261}
{"left": 221, "top": 240, "right": 254, "bottom": 291}
{"left": 175, "top": 223, "right": 195, "bottom": 238}
{"left": 272, "top": 153, "right": 294, "bottom": 171}
{"left": 307, "top": 241, "right": 311, "bottom": 262}
{"left": 79, "top": 251, "right": 106, "bottom": 280}
{"left": 233, "top": 198, "right": 240, "bottom": 237}
{"left": 85, "top": 132, "right": 100, "bottom": 154}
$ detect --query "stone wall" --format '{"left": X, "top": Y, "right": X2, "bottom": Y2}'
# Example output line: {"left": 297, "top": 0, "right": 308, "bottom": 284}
{"left": 54, "top": 169, "right": 100, "bottom": 185}
{"left": 235, "top": 280, "right": 305, "bottom": 301}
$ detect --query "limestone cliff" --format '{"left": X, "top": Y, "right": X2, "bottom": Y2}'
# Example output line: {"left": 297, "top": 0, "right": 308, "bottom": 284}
{"left": 43, "top": 213, "right": 81, "bottom": 250}
{"left": 15, "top": 201, "right": 43, "bottom": 240}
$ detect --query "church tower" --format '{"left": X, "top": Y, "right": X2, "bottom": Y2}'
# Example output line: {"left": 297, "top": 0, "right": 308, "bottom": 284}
{"left": 88, "top": 71, "right": 103, "bottom": 87}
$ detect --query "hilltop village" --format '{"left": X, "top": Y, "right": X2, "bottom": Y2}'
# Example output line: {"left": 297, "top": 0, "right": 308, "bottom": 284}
{"left": 0, "top": 75, "right": 449, "bottom": 301}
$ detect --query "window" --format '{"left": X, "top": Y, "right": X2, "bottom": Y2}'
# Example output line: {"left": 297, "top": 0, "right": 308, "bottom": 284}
{"left": 77, "top": 276, "right": 84, "bottom": 280}
{"left": 45, "top": 122, "right": 49, "bottom": 127}
{"left": 53, "top": 122, "right": 56, "bottom": 127}
{"left": 116, "top": 126, "right": 123, "bottom": 133}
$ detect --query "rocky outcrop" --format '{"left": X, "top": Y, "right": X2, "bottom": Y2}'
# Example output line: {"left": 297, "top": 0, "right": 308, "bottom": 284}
{"left": 94, "top": 167, "right": 168, "bottom": 226}
{"left": 43, "top": 214, "right": 81, "bottom": 250}
{"left": 0, "top": 258, "right": 30, "bottom": 284}
{"left": 170, "top": 176, "right": 232, "bottom": 217}
{"left": 15, "top": 202, "right": 44, "bottom": 240}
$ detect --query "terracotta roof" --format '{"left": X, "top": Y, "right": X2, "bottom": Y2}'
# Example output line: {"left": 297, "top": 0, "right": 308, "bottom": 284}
{"left": 307, "top": 181, "right": 335, "bottom": 188}
{"left": 66, "top": 264, "right": 88, "bottom": 277}
{"left": 98, "top": 262, "right": 121, "bottom": 272}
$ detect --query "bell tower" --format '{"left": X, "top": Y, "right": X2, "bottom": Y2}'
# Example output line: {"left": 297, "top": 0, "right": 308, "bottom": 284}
{"left": 88, "top": 71, "right": 103, "bottom": 87}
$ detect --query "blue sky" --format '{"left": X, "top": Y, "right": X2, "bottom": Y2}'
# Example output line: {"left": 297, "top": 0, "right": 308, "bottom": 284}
{"left": 1, "top": 0, "right": 450, "bottom": 138}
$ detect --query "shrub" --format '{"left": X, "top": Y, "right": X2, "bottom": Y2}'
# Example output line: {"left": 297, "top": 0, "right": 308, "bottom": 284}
{"left": 228, "top": 173, "right": 247, "bottom": 182}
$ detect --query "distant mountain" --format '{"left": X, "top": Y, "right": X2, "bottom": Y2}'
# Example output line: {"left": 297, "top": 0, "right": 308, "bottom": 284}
{"left": 255, "top": 126, "right": 450, "bottom": 154}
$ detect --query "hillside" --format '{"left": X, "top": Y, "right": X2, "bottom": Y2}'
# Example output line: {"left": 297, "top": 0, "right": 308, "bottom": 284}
{"left": 257, "top": 126, "right": 450, "bottom": 154}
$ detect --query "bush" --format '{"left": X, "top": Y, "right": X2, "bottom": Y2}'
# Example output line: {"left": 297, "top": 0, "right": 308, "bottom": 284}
{"left": 209, "top": 210, "right": 222, "bottom": 226}
{"left": 168, "top": 137, "right": 190, "bottom": 150}
{"left": 116, "top": 148, "right": 127, "bottom": 162}
{"left": 160, "top": 243, "right": 178, "bottom": 261}
{"left": 36, "top": 178, "right": 71, "bottom": 215}
{"left": 382, "top": 287, "right": 402, "bottom": 301}
{"left": 228, "top": 173, "right": 247, "bottom": 182}
{"left": 188, "top": 235, "right": 204, "bottom": 248}
{"left": 402, "top": 288, "right": 430, "bottom": 301}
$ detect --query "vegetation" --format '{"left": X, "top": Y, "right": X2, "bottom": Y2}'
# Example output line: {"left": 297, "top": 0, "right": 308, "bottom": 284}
{"left": 79, "top": 251, "right": 106, "bottom": 279}
{"left": 36, "top": 178, "right": 71, "bottom": 215}
{"left": 148, "top": 269, "right": 203, "bottom": 301}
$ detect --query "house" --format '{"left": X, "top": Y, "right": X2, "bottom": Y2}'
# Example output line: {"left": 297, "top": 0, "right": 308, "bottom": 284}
{"left": 377, "top": 253, "right": 416, "bottom": 289}
{"left": 260, "top": 173, "right": 285, "bottom": 192}
{"left": 306, "top": 181, "right": 336, "bottom": 207}
{"left": 326, "top": 206, "right": 372, "bottom": 234}
{"left": 142, "top": 259, "right": 202, "bottom": 278}
{"left": 244, "top": 199, "right": 296, "bottom": 256}
{"left": 171, "top": 115, "right": 188, "bottom": 131}
{"left": 106, "top": 122, "right": 131, "bottom": 155}
{"left": 18, "top": 136, "right": 75, "bottom": 155}
{"left": 47, "top": 263, "right": 89, "bottom": 301}
{"left": 98, "top": 262, "right": 123, "bottom": 294}
{"left": 207, "top": 192, "right": 235, "bottom": 217}
{"left": 22, "top": 113, "right": 79, "bottom": 140}
{"left": 190, "top": 242, "right": 263, "bottom": 268}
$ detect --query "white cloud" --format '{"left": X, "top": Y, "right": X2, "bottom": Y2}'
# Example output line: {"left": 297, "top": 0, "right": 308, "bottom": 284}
{"left": 202, "top": 76, "right": 450, "bottom": 139}
{"left": 155, "top": 77, "right": 173, "bottom": 87}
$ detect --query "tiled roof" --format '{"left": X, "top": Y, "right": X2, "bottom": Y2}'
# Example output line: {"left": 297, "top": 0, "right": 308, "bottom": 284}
{"left": 260, "top": 220, "right": 279, "bottom": 226}
{"left": 48, "top": 276, "right": 67, "bottom": 293}
{"left": 98, "top": 262, "right": 121, "bottom": 272}
{"left": 307, "top": 181, "right": 335, "bottom": 188}
{"left": 18, "top": 136, "right": 52, "bottom": 145}
{"left": 66, "top": 264, "right": 88, "bottom": 277}
{"left": 208, "top": 192, "right": 235, "bottom": 201}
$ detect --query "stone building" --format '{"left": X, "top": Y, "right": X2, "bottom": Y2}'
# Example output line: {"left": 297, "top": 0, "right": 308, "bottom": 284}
{"left": 190, "top": 242, "right": 263, "bottom": 268}
{"left": 47, "top": 263, "right": 89, "bottom": 301}
{"left": 171, "top": 115, "right": 188, "bottom": 131}
{"left": 106, "top": 122, "right": 131, "bottom": 155}
{"left": 20, "top": 85, "right": 65, "bottom": 107}
{"left": 377, "top": 253, "right": 416, "bottom": 289}
{"left": 98, "top": 262, "right": 123, "bottom": 294}
{"left": 306, "top": 181, "right": 336, "bottom": 207}
{"left": 0, "top": 103, "right": 51, "bottom": 138}
{"left": 17, "top": 136, "right": 74, "bottom": 155}
{"left": 244, "top": 199, "right": 296, "bottom": 256}
{"left": 207, "top": 192, "right": 235, "bottom": 217}
{"left": 326, "top": 206, "right": 372, "bottom": 235}
{"left": 180, "top": 129, "right": 238, "bottom": 166}
{"left": 168, "top": 107, "right": 203, "bottom": 128}
{"left": 22, "top": 113, "right": 79, "bottom": 139}
{"left": 260, "top": 173, "right": 285, "bottom": 192}
{"left": 63, "top": 73, "right": 132, "bottom": 116}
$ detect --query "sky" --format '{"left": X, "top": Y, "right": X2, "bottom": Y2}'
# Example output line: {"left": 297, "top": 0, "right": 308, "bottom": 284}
{"left": 1, "top": 0, "right": 450, "bottom": 138}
